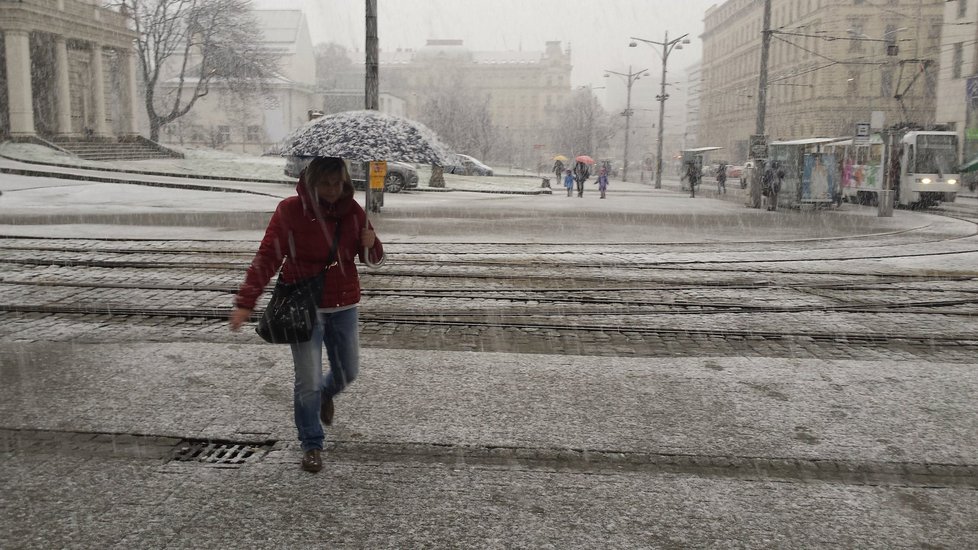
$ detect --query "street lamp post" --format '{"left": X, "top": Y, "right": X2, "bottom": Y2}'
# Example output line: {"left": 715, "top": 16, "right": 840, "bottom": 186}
{"left": 605, "top": 66, "right": 649, "bottom": 182}
{"left": 631, "top": 31, "right": 690, "bottom": 189}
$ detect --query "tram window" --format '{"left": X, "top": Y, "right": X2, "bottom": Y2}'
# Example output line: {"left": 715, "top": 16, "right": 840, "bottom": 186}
{"left": 856, "top": 146, "right": 868, "bottom": 164}
{"left": 906, "top": 145, "right": 914, "bottom": 174}
{"left": 869, "top": 144, "right": 882, "bottom": 164}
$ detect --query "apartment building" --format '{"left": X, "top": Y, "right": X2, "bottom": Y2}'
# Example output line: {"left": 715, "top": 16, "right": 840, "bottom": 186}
{"left": 700, "top": 0, "right": 943, "bottom": 161}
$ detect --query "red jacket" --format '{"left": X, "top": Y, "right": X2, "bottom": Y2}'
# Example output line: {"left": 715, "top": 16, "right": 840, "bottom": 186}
{"left": 234, "top": 180, "right": 384, "bottom": 310}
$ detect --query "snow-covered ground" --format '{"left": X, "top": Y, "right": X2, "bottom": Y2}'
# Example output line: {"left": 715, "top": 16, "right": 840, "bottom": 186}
{"left": 0, "top": 142, "right": 547, "bottom": 194}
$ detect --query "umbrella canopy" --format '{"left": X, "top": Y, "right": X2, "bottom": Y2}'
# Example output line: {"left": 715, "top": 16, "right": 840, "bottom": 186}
{"left": 279, "top": 110, "right": 455, "bottom": 165}
{"left": 553, "top": 154, "right": 568, "bottom": 162}
{"left": 960, "top": 154, "right": 978, "bottom": 173}
{"left": 575, "top": 155, "right": 595, "bottom": 165}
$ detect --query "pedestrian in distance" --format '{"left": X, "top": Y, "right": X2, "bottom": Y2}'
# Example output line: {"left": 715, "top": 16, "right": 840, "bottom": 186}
{"left": 716, "top": 163, "right": 727, "bottom": 195}
{"left": 684, "top": 161, "right": 699, "bottom": 198}
{"left": 553, "top": 158, "right": 565, "bottom": 181}
{"left": 573, "top": 160, "right": 590, "bottom": 198}
{"left": 597, "top": 167, "right": 609, "bottom": 199}
{"left": 229, "top": 156, "right": 385, "bottom": 474}
{"left": 763, "top": 160, "right": 783, "bottom": 211}
{"left": 563, "top": 169, "right": 574, "bottom": 197}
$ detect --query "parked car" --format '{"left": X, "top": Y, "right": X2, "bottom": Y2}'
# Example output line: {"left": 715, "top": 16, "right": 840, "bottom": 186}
{"left": 446, "top": 154, "right": 493, "bottom": 176}
{"left": 284, "top": 157, "right": 419, "bottom": 193}
{"left": 726, "top": 164, "right": 744, "bottom": 179}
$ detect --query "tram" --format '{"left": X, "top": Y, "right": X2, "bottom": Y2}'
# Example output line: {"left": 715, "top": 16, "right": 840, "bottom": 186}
{"left": 823, "top": 130, "right": 960, "bottom": 207}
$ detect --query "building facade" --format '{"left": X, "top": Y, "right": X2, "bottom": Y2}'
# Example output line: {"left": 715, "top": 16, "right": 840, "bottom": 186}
{"left": 0, "top": 0, "right": 138, "bottom": 139}
{"left": 684, "top": 62, "right": 703, "bottom": 150}
{"left": 700, "top": 0, "right": 943, "bottom": 161}
{"left": 934, "top": 0, "right": 978, "bottom": 171}
{"left": 329, "top": 39, "right": 573, "bottom": 166}
{"left": 157, "top": 10, "right": 319, "bottom": 155}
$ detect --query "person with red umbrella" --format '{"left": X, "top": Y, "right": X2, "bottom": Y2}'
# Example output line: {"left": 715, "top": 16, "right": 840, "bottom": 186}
{"left": 573, "top": 155, "right": 593, "bottom": 198}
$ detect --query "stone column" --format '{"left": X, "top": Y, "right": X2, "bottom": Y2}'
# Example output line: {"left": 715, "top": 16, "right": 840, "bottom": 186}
{"left": 4, "top": 29, "right": 35, "bottom": 137}
{"left": 122, "top": 49, "right": 139, "bottom": 135}
{"left": 90, "top": 41, "right": 108, "bottom": 137}
{"left": 54, "top": 36, "right": 73, "bottom": 136}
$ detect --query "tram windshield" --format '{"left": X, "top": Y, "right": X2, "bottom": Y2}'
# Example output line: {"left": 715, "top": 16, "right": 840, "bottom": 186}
{"left": 913, "top": 134, "right": 958, "bottom": 175}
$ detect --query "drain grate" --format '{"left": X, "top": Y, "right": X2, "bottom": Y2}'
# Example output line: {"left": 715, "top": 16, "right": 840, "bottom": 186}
{"left": 170, "top": 439, "right": 275, "bottom": 465}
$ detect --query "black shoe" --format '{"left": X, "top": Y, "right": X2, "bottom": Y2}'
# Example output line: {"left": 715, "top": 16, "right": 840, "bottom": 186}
{"left": 301, "top": 449, "right": 322, "bottom": 473}
{"left": 320, "top": 395, "right": 334, "bottom": 426}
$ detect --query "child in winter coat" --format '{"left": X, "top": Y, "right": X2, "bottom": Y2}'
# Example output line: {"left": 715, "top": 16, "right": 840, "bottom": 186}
{"left": 597, "top": 168, "right": 609, "bottom": 198}
{"left": 563, "top": 169, "right": 574, "bottom": 197}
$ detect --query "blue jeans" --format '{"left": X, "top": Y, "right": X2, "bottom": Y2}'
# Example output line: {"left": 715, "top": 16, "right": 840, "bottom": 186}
{"left": 289, "top": 307, "right": 359, "bottom": 451}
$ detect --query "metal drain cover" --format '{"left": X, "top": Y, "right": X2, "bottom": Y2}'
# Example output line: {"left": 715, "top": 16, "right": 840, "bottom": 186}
{"left": 170, "top": 439, "right": 274, "bottom": 465}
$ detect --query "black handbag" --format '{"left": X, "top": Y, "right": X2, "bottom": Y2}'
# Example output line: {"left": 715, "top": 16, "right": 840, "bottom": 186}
{"left": 256, "top": 221, "right": 341, "bottom": 344}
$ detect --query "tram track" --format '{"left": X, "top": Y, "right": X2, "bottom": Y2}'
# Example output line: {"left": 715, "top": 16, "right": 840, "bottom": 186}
{"left": 2, "top": 276, "right": 977, "bottom": 315}
{"left": 0, "top": 303, "right": 975, "bottom": 345}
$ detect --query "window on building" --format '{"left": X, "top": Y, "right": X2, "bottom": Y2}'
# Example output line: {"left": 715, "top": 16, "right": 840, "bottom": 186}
{"left": 247, "top": 125, "right": 261, "bottom": 142}
{"left": 959, "top": 0, "right": 967, "bottom": 19}
{"left": 881, "top": 68, "right": 894, "bottom": 97}
{"left": 847, "top": 72, "right": 859, "bottom": 96}
{"left": 884, "top": 24, "right": 898, "bottom": 50}
{"left": 953, "top": 42, "right": 964, "bottom": 79}
{"left": 848, "top": 21, "right": 864, "bottom": 52}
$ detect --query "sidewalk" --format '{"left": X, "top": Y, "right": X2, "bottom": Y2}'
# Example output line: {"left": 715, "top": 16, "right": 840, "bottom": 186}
{"left": 2, "top": 343, "right": 976, "bottom": 548}
{"left": 1, "top": 155, "right": 977, "bottom": 547}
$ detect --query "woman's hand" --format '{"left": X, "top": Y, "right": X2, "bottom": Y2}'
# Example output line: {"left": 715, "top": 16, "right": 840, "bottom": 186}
{"left": 361, "top": 227, "right": 376, "bottom": 249}
{"left": 229, "top": 307, "right": 252, "bottom": 332}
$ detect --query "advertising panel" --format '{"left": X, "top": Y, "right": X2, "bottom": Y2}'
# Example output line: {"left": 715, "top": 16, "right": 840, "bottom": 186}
{"left": 802, "top": 153, "right": 837, "bottom": 202}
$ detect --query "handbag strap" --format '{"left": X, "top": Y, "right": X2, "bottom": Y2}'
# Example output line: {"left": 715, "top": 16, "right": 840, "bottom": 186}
{"left": 323, "top": 220, "right": 342, "bottom": 271}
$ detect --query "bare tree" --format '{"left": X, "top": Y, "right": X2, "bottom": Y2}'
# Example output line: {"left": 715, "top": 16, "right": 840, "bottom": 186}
{"left": 313, "top": 42, "right": 353, "bottom": 90}
{"left": 417, "top": 79, "right": 497, "bottom": 160}
{"left": 115, "top": 0, "right": 279, "bottom": 141}
{"left": 549, "top": 88, "right": 614, "bottom": 158}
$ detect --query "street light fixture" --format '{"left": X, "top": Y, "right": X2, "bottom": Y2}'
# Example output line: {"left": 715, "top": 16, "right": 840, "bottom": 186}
{"left": 604, "top": 66, "right": 648, "bottom": 182}
{"left": 630, "top": 31, "right": 691, "bottom": 189}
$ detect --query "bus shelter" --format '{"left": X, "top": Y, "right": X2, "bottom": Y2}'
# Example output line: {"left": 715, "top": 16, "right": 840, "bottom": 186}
{"left": 768, "top": 138, "right": 838, "bottom": 208}
{"left": 680, "top": 147, "right": 722, "bottom": 190}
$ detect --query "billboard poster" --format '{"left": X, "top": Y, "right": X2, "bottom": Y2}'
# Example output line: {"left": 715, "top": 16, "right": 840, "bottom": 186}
{"left": 802, "top": 153, "right": 836, "bottom": 201}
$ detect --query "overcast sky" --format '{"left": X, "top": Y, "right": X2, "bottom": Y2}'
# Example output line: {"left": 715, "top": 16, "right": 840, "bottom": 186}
{"left": 252, "top": 0, "right": 716, "bottom": 97}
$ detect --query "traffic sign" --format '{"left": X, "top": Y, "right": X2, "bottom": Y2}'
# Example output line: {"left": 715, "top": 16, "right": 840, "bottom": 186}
{"left": 369, "top": 161, "right": 387, "bottom": 190}
{"left": 854, "top": 122, "right": 870, "bottom": 144}
{"left": 749, "top": 134, "right": 768, "bottom": 159}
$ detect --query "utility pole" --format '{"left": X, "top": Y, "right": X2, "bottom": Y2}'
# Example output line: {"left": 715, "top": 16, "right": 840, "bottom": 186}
{"left": 749, "top": 0, "right": 773, "bottom": 209}
{"left": 604, "top": 66, "right": 648, "bottom": 182}
{"left": 364, "top": 0, "right": 381, "bottom": 212}
{"left": 631, "top": 32, "right": 690, "bottom": 189}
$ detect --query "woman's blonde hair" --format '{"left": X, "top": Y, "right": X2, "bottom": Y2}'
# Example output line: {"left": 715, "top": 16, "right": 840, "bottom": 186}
{"left": 303, "top": 156, "right": 354, "bottom": 197}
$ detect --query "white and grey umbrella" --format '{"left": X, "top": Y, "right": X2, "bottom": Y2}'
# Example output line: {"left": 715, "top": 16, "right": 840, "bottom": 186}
{"left": 279, "top": 110, "right": 455, "bottom": 165}
{"left": 279, "top": 110, "right": 455, "bottom": 268}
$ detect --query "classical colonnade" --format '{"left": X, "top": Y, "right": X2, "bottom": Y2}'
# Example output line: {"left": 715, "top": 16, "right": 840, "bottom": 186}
{"left": 1, "top": 0, "right": 138, "bottom": 138}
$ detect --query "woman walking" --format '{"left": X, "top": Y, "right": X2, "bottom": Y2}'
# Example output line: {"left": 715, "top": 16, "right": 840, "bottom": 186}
{"left": 229, "top": 156, "right": 384, "bottom": 473}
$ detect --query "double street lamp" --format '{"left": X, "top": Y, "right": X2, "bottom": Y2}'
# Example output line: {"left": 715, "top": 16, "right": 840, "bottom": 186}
{"left": 604, "top": 66, "right": 649, "bottom": 182}
{"left": 630, "top": 31, "right": 690, "bottom": 189}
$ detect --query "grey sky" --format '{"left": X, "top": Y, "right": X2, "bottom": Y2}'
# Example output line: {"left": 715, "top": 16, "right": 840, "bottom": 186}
{"left": 252, "top": 0, "right": 716, "bottom": 94}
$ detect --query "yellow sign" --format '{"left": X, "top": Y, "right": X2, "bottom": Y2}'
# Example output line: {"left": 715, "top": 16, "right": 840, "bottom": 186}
{"left": 369, "top": 161, "right": 387, "bottom": 190}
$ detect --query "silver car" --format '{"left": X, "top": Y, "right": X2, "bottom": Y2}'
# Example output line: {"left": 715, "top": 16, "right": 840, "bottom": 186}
{"left": 284, "top": 157, "right": 419, "bottom": 193}
{"left": 446, "top": 154, "right": 493, "bottom": 176}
